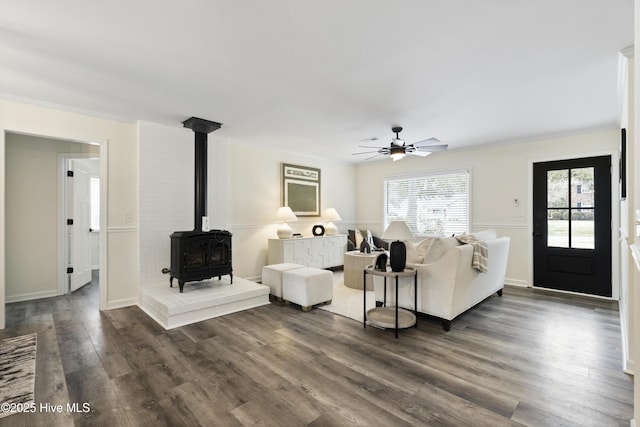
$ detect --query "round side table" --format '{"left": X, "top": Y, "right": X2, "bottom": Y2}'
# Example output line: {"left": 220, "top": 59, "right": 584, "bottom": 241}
{"left": 363, "top": 266, "right": 417, "bottom": 338}
{"left": 343, "top": 251, "right": 379, "bottom": 290}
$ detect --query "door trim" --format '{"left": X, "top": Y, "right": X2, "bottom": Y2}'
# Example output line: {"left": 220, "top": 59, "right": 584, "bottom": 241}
{"left": 527, "top": 149, "right": 620, "bottom": 299}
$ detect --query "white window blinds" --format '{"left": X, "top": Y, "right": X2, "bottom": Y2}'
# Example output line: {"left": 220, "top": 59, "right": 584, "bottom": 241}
{"left": 385, "top": 170, "right": 470, "bottom": 237}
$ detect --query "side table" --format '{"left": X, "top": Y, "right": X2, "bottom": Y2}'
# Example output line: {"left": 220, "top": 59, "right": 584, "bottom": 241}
{"left": 363, "top": 266, "right": 418, "bottom": 338}
{"left": 343, "top": 251, "right": 379, "bottom": 290}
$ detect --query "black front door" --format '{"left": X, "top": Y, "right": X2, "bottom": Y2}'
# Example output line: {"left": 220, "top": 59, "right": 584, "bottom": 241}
{"left": 532, "top": 156, "right": 612, "bottom": 297}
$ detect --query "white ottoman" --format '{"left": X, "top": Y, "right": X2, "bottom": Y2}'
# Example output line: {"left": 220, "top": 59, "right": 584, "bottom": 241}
{"left": 262, "top": 263, "right": 305, "bottom": 299}
{"left": 282, "top": 267, "right": 333, "bottom": 312}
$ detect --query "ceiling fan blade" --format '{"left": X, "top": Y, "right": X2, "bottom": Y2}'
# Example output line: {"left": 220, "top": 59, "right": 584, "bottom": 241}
{"left": 407, "top": 150, "right": 432, "bottom": 157}
{"left": 414, "top": 144, "right": 448, "bottom": 152}
{"left": 412, "top": 137, "right": 441, "bottom": 147}
{"left": 358, "top": 145, "right": 385, "bottom": 149}
{"left": 352, "top": 150, "right": 381, "bottom": 155}
{"left": 365, "top": 153, "right": 383, "bottom": 161}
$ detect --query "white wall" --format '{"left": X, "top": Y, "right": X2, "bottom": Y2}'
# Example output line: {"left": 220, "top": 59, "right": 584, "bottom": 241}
{"left": 0, "top": 99, "right": 138, "bottom": 328}
{"left": 356, "top": 129, "right": 619, "bottom": 288}
{"left": 227, "top": 142, "right": 357, "bottom": 280}
{"left": 137, "top": 122, "right": 357, "bottom": 283}
{"left": 5, "top": 134, "right": 99, "bottom": 301}
{"left": 138, "top": 121, "right": 193, "bottom": 287}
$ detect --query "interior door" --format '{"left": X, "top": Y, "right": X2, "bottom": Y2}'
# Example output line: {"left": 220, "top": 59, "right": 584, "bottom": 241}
{"left": 70, "top": 160, "right": 92, "bottom": 292}
{"left": 532, "top": 156, "right": 612, "bottom": 296}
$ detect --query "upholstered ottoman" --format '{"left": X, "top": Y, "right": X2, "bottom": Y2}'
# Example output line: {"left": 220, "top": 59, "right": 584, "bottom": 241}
{"left": 282, "top": 267, "right": 333, "bottom": 311}
{"left": 262, "top": 263, "right": 305, "bottom": 299}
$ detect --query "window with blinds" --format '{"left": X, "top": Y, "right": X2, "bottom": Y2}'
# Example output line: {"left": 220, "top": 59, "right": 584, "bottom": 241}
{"left": 384, "top": 170, "right": 470, "bottom": 237}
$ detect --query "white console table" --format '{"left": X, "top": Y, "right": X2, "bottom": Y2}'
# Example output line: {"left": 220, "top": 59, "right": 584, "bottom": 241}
{"left": 268, "top": 235, "right": 347, "bottom": 269}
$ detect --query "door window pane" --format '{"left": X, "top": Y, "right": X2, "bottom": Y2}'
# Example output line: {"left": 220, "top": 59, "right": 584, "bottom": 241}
{"left": 548, "top": 209, "right": 569, "bottom": 248}
{"left": 571, "top": 168, "right": 594, "bottom": 208}
{"left": 547, "top": 170, "right": 568, "bottom": 208}
{"left": 571, "top": 210, "right": 594, "bottom": 249}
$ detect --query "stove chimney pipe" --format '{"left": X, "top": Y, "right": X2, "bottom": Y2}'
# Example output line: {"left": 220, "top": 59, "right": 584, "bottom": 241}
{"left": 182, "top": 117, "right": 222, "bottom": 231}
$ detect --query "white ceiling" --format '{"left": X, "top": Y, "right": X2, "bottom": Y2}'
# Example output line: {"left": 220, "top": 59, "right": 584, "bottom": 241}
{"left": 0, "top": 1, "right": 634, "bottom": 162}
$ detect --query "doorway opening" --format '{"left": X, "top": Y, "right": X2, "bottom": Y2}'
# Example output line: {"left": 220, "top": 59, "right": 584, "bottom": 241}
{"left": 5, "top": 132, "right": 104, "bottom": 309}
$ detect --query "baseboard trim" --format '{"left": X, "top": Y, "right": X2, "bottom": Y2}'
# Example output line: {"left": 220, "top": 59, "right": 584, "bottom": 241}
{"left": 105, "top": 297, "right": 137, "bottom": 310}
{"left": 505, "top": 278, "right": 528, "bottom": 287}
{"left": 5, "top": 290, "right": 59, "bottom": 303}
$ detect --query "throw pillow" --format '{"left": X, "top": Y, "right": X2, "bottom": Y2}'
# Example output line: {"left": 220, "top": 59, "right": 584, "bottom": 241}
{"left": 365, "top": 230, "right": 375, "bottom": 248}
{"left": 404, "top": 240, "right": 423, "bottom": 264}
{"left": 348, "top": 229, "right": 356, "bottom": 247}
{"left": 471, "top": 229, "right": 497, "bottom": 241}
{"left": 415, "top": 238, "right": 433, "bottom": 261}
{"left": 423, "top": 236, "right": 460, "bottom": 264}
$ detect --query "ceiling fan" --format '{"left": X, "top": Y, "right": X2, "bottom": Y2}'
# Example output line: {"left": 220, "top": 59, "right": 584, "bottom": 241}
{"left": 353, "top": 126, "right": 447, "bottom": 161}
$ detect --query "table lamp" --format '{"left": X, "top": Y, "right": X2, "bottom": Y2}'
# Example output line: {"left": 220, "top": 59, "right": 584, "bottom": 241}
{"left": 323, "top": 208, "right": 342, "bottom": 236}
{"left": 382, "top": 220, "right": 413, "bottom": 272}
{"left": 275, "top": 206, "right": 297, "bottom": 239}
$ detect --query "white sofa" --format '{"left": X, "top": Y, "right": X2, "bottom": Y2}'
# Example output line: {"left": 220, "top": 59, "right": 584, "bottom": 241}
{"left": 373, "top": 231, "right": 510, "bottom": 331}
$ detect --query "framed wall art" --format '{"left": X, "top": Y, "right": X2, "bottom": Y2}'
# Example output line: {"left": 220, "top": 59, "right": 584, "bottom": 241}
{"left": 282, "top": 163, "right": 321, "bottom": 216}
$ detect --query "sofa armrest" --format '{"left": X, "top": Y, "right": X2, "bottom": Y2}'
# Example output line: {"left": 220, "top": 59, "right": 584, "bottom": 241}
{"left": 412, "top": 244, "right": 475, "bottom": 318}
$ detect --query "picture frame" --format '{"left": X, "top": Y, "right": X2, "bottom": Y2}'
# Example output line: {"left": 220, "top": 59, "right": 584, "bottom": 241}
{"left": 282, "top": 163, "right": 321, "bottom": 216}
{"left": 620, "top": 128, "right": 627, "bottom": 200}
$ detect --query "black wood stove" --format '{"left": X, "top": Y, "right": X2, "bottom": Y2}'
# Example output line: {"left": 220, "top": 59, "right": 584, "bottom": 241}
{"left": 168, "top": 117, "right": 233, "bottom": 293}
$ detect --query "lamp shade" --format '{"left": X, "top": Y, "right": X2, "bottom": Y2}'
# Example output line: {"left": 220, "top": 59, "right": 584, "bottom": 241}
{"left": 275, "top": 206, "right": 297, "bottom": 222}
{"left": 322, "top": 208, "right": 342, "bottom": 222}
{"left": 382, "top": 221, "right": 413, "bottom": 241}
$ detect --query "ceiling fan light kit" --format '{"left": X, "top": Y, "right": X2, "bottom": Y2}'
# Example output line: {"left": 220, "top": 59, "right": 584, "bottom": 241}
{"left": 353, "top": 126, "right": 448, "bottom": 161}
{"left": 390, "top": 146, "right": 406, "bottom": 161}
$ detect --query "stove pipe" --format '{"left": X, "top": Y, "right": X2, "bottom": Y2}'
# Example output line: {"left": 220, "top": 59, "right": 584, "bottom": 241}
{"left": 182, "top": 117, "right": 222, "bottom": 231}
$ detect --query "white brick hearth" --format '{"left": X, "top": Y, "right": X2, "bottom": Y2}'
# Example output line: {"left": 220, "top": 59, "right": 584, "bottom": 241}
{"left": 138, "top": 276, "right": 269, "bottom": 329}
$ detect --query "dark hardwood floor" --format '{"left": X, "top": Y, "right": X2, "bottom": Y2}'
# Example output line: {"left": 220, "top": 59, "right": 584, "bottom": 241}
{"left": 0, "top": 276, "right": 633, "bottom": 426}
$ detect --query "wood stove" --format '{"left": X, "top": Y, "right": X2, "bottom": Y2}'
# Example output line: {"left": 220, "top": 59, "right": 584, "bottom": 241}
{"left": 167, "top": 117, "right": 233, "bottom": 293}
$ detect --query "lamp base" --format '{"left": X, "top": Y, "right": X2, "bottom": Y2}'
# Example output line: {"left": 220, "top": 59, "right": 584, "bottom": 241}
{"left": 325, "top": 222, "right": 337, "bottom": 236}
{"left": 389, "top": 240, "right": 407, "bottom": 272}
{"left": 277, "top": 223, "right": 293, "bottom": 239}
